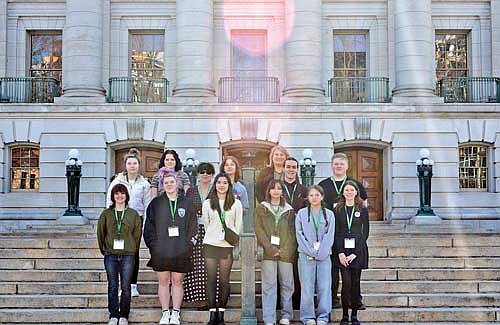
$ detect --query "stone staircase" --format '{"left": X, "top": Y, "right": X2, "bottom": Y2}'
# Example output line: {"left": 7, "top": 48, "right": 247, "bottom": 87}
{"left": 0, "top": 223, "right": 499, "bottom": 324}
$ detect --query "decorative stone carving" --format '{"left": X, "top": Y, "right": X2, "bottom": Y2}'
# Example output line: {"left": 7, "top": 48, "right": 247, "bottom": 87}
{"left": 240, "top": 118, "right": 258, "bottom": 139}
{"left": 354, "top": 117, "right": 371, "bottom": 140}
{"left": 127, "top": 117, "right": 145, "bottom": 140}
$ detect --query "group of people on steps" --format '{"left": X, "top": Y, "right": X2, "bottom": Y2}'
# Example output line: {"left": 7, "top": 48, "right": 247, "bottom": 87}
{"left": 97, "top": 146, "right": 370, "bottom": 325}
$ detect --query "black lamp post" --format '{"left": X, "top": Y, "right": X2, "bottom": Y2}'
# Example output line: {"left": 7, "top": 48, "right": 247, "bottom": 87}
{"left": 63, "top": 149, "right": 83, "bottom": 217}
{"left": 182, "top": 148, "right": 199, "bottom": 187}
{"left": 299, "top": 149, "right": 316, "bottom": 187}
{"left": 416, "top": 148, "right": 436, "bottom": 216}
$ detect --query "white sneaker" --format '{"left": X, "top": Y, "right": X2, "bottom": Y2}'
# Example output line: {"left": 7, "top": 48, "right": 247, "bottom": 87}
{"left": 279, "top": 319, "right": 290, "bottom": 325}
{"left": 317, "top": 321, "right": 327, "bottom": 325}
{"left": 108, "top": 318, "right": 118, "bottom": 325}
{"left": 131, "top": 284, "right": 140, "bottom": 297}
{"left": 118, "top": 318, "right": 128, "bottom": 325}
{"left": 159, "top": 310, "right": 170, "bottom": 325}
{"left": 170, "top": 309, "right": 180, "bottom": 325}
{"left": 305, "top": 320, "right": 316, "bottom": 325}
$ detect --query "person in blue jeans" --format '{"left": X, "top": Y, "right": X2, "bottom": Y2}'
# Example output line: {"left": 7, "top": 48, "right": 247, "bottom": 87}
{"left": 97, "top": 183, "right": 143, "bottom": 325}
{"left": 295, "top": 185, "right": 335, "bottom": 325}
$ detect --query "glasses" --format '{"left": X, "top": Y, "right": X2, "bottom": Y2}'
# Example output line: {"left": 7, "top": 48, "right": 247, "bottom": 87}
{"left": 199, "top": 170, "right": 213, "bottom": 175}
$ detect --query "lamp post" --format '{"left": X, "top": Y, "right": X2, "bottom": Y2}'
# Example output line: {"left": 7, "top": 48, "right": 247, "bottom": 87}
{"left": 58, "top": 149, "right": 88, "bottom": 224}
{"left": 413, "top": 148, "right": 440, "bottom": 224}
{"left": 182, "top": 148, "right": 199, "bottom": 187}
{"left": 299, "top": 149, "right": 316, "bottom": 187}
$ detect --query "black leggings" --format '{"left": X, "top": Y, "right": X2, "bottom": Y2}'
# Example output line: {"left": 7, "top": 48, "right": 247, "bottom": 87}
{"left": 340, "top": 267, "right": 362, "bottom": 312}
{"left": 205, "top": 252, "right": 233, "bottom": 309}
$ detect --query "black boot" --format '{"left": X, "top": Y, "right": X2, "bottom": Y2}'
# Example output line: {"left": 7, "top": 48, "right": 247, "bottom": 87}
{"left": 217, "top": 310, "right": 225, "bottom": 325}
{"left": 207, "top": 311, "right": 218, "bottom": 325}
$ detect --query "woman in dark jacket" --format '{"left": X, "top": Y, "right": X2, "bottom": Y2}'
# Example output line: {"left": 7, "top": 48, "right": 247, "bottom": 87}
{"left": 144, "top": 169, "right": 197, "bottom": 325}
{"left": 334, "top": 180, "right": 369, "bottom": 325}
{"left": 256, "top": 145, "right": 289, "bottom": 202}
{"left": 255, "top": 179, "right": 297, "bottom": 325}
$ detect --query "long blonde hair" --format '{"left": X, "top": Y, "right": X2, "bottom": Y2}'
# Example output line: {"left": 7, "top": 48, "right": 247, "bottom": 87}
{"left": 268, "top": 145, "right": 289, "bottom": 168}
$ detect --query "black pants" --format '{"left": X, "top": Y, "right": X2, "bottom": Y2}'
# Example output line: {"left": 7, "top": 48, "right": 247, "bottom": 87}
{"left": 331, "top": 254, "right": 340, "bottom": 300}
{"left": 340, "top": 268, "right": 362, "bottom": 311}
{"left": 205, "top": 247, "right": 233, "bottom": 309}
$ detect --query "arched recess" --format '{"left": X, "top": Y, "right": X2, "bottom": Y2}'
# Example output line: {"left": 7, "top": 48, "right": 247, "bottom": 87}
{"left": 108, "top": 140, "right": 165, "bottom": 182}
{"left": 334, "top": 140, "right": 391, "bottom": 222}
{"left": 221, "top": 139, "right": 278, "bottom": 175}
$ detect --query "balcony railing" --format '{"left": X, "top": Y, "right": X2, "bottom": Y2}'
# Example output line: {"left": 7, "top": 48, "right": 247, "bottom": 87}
{"left": 0, "top": 77, "right": 60, "bottom": 103}
{"left": 219, "top": 77, "right": 280, "bottom": 103}
{"left": 437, "top": 77, "right": 500, "bottom": 103}
{"left": 328, "top": 77, "right": 390, "bottom": 103}
{"left": 108, "top": 77, "right": 169, "bottom": 103}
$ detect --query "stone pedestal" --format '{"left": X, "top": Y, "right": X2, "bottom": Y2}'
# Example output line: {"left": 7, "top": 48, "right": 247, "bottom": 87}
{"left": 60, "top": 0, "right": 105, "bottom": 99}
{"left": 173, "top": 0, "right": 215, "bottom": 97}
{"left": 392, "top": 0, "right": 442, "bottom": 103}
{"left": 283, "top": 0, "right": 324, "bottom": 98}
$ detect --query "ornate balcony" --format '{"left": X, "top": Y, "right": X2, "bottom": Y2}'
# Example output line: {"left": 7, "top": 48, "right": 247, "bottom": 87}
{"left": 437, "top": 77, "right": 500, "bottom": 103}
{"left": 108, "top": 77, "right": 169, "bottom": 103}
{"left": 328, "top": 77, "right": 390, "bottom": 103}
{"left": 0, "top": 77, "right": 60, "bottom": 103}
{"left": 218, "top": 77, "right": 280, "bottom": 103}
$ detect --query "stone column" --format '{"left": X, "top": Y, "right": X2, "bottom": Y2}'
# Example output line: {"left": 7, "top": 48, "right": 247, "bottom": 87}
{"left": 173, "top": 0, "right": 215, "bottom": 97}
{"left": 283, "top": 0, "right": 324, "bottom": 98}
{"left": 392, "top": 0, "right": 442, "bottom": 103}
{"left": 0, "top": 0, "right": 7, "bottom": 77}
{"left": 492, "top": 0, "right": 500, "bottom": 77}
{"left": 59, "top": 0, "right": 105, "bottom": 101}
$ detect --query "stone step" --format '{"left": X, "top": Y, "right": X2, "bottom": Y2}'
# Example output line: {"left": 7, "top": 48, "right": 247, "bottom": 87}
{"left": 2, "top": 293, "right": 499, "bottom": 309}
{"left": 9, "top": 280, "right": 499, "bottom": 295}
{"left": 6, "top": 257, "right": 500, "bottom": 271}
{"left": 0, "top": 307, "right": 498, "bottom": 323}
{"left": 3, "top": 268, "right": 500, "bottom": 283}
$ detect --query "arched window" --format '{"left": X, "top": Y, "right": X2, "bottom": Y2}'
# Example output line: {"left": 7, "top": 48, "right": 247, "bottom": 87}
{"left": 458, "top": 144, "right": 488, "bottom": 191}
{"left": 10, "top": 145, "right": 40, "bottom": 190}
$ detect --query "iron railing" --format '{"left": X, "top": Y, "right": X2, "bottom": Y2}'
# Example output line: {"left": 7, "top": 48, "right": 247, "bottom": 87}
{"left": 328, "top": 77, "right": 390, "bottom": 103}
{"left": 108, "top": 77, "right": 169, "bottom": 103}
{"left": 437, "top": 77, "right": 500, "bottom": 103}
{"left": 0, "top": 77, "right": 60, "bottom": 103}
{"left": 219, "top": 77, "right": 280, "bottom": 103}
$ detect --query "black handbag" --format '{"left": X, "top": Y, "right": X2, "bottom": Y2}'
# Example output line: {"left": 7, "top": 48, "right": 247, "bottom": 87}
{"left": 219, "top": 215, "right": 239, "bottom": 246}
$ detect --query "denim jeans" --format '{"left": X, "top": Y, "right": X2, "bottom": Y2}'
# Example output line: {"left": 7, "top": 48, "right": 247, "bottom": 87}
{"left": 298, "top": 253, "right": 332, "bottom": 323}
{"left": 104, "top": 254, "right": 135, "bottom": 319}
{"left": 261, "top": 260, "right": 294, "bottom": 323}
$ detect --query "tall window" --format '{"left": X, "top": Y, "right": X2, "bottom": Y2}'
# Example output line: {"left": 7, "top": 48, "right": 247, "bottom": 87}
{"left": 10, "top": 146, "right": 40, "bottom": 190}
{"left": 459, "top": 144, "right": 488, "bottom": 190}
{"left": 435, "top": 33, "right": 468, "bottom": 81}
{"left": 129, "top": 32, "right": 165, "bottom": 78}
{"left": 30, "top": 32, "right": 62, "bottom": 81}
{"left": 333, "top": 33, "right": 367, "bottom": 77}
{"left": 231, "top": 30, "right": 266, "bottom": 78}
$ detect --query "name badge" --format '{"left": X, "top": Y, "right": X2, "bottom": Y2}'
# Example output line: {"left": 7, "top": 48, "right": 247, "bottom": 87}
{"left": 313, "top": 241, "right": 320, "bottom": 251}
{"left": 271, "top": 235, "right": 280, "bottom": 246}
{"left": 168, "top": 226, "right": 179, "bottom": 237}
{"left": 345, "top": 238, "right": 355, "bottom": 249}
{"left": 113, "top": 239, "right": 125, "bottom": 250}
{"left": 219, "top": 230, "right": 226, "bottom": 241}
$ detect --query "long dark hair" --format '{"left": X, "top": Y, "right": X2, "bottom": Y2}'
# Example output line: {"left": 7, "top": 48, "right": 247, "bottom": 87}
{"left": 264, "top": 179, "right": 285, "bottom": 207}
{"left": 306, "top": 185, "right": 329, "bottom": 229}
{"left": 220, "top": 156, "right": 241, "bottom": 181}
{"left": 335, "top": 180, "right": 364, "bottom": 212}
{"left": 208, "top": 173, "right": 235, "bottom": 215}
{"left": 109, "top": 184, "right": 130, "bottom": 208}
{"left": 158, "top": 149, "right": 182, "bottom": 171}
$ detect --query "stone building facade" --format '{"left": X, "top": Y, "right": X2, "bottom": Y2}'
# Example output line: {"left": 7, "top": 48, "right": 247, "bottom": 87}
{"left": 0, "top": 0, "right": 499, "bottom": 231}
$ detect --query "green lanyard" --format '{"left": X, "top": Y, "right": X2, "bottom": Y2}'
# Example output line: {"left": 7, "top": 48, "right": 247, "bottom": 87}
{"left": 169, "top": 199, "right": 178, "bottom": 223}
{"left": 345, "top": 205, "right": 355, "bottom": 232}
{"left": 310, "top": 209, "right": 322, "bottom": 238}
{"left": 270, "top": 205, "right": 283, "bottom": 232}
{"left": 331, "top": 176, "right": 347, "bottom": 195}
{"left": 218, "top": 201, "right": 226, "bottom": 223}
{"left": 126, "top": 174, "right": 136, "bottom": 185}
{"left": 198, "top": 184, "right": 210, "bottom": 202}
{"left": 284, "top": 183, "right": 297, "bottom": 204}
{"left": 114, "top": 209, "right": 126, "bottom": 234}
